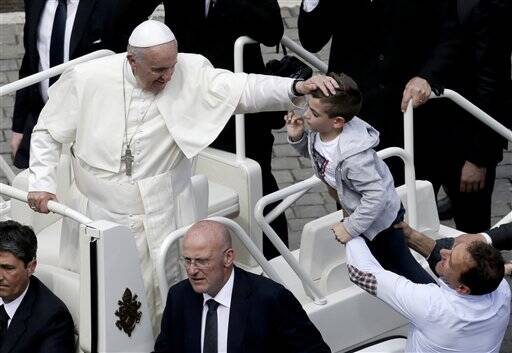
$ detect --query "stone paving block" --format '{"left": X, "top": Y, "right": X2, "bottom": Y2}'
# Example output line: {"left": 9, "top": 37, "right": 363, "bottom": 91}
{"left": 271, "top": 157, "right": 300, "bottom": 170}
{"left": 6, "top": 70, "right": 18, "bottom": 82}
{"left": 276, "top": 182, "right": 293, "bottom": 189}
{"left": 0, "top": 30, "right": 16, "bottom": 45}
{"left": 284, "top": 17, "right": 297, "bottom": 29}
{"left": 493, "top": 199, "right": 512, "bottom": 218}
{"left": 273, "top": 170, "right": 294, "bottom": 184}
{"left": 294, "top": 192, "right": 324, "bottom": 206}
{"left": 298, "top": 157, "right": 312, "bottom": 167}
{"left": 496, "top": 164, "right": 512, "bottom": 178}
{"left": 502, "top": 151, "right": 512, "bottom": 165}
{"left": 0, "top": 116, "right": 11, "bottom": 129}
{"left": 283, "top": 28, "right": 299, "bottom": 41}
{"left": 325, "top": 202, "right": 337, "bottom": 214}
{"left": 293, "top": 205, "right": 327, "bottom": 219}
{"left": 285, "top": 208, "right": 294, "bottom": 219}
{"left": 0, "top": 141, "right": 11, "bottom": 154}
{"left": 273, "top": 144, "right": 300, "bottom": 157}
{"left": 272, "top": 130, "right": 289, "bottom": 144}
{"left": 289, "top": 6, "right": 300, "bottom": 17}
{"left": 0, "top": 44, "right": 24, "bottom": 59}
{"left": 0, "top": 72, "right": 7, "bottom": 84}
{"left": 291, "top": 168, "right": 314, "bottom": 181}
{"left": 280, "top": 7, "right": 292, "bottom": 18}
{"left": 0, "top": 59, "right": 18, "bottom": 71}
{"left": 288, "top": 217, "right": 316, "bottom": 232}
{"left": 288, "top": 230, "right": 301, "bottom": 251}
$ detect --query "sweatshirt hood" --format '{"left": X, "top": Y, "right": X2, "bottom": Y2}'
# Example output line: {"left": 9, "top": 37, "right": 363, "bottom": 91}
{"left": 337, "top": 116, "right": 380, "bottom": 160}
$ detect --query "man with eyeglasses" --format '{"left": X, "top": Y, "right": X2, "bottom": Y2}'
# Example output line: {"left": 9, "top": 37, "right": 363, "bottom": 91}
{"left": 153, "top": 220, "right": 331, "bottom": 353}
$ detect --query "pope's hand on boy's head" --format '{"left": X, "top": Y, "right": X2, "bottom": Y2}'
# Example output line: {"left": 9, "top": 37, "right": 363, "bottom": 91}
{"left": 296, "top": 75, "right": 339, "bottom": 96}
{"left": 330, "top": 222, "right": 352, "bottom": 244}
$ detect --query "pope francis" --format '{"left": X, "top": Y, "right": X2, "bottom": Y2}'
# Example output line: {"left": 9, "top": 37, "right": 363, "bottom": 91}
{"left": 26, "top": 20, "right": 337, "bottom": 333}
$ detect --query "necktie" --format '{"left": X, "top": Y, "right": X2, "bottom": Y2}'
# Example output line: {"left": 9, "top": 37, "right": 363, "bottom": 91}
{"left": 203, "top": 299, "right": 219, "bottom": 353}
{"left": 0, "top": 305, "right": 10, "bottom": 346}
{"left": 49, "top": 0, "right": 67, "bottom": 86}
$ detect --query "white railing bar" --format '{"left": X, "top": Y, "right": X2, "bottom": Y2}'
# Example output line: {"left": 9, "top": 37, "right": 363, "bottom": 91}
{"left": 0, "top": 183, "right": 92, "bottom": 225}
{"left": 264, "top": 187, "right": 310, "bottom": 224}
{"left": 377, "top": 147, "right": 418, "bottom": 228}
{"left": 431, "top": 89, "right": 512, "bottom": 142}
{"left": 0, "top": 50, "right": 114, "bottom": 97}
{"left": 233, "top": 37, "right": 258, "bottom": 161}
{"left": 280, "top": 35, "right": 328, "bottom": 73}
{"left": 0, "top": 156, "right": 15, "bottom": 184}
{"left": 254, "top": 175, "right": 327, "bottom": 304}
{"left": 156, "top": 216, "right": 283, "bottom": 303}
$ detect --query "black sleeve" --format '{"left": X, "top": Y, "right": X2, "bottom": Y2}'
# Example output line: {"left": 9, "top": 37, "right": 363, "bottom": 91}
{"left": 212, "top": 0, "right": 284, "bottom": 46}
{"left": 464, "top": 0, "right": 510, "bottom": 166}
{"left": 106, "top": 0, "right": 163, "bottom": 53}
{"left": 153, "top": 286, "right": 177, "bottom": 353}
{"left": 417, "top": 0, "right": 462, "bottom": 90}
{"left": 488, "top": 222, "right": 512, "bottom": 251}
{"left": 275, "top": 286, "right": 332, "bottom": 353}
{"left": 297, "top": 0, "right": 335, "bottom": 53}
{"left": 37, "top": 308, "right": 75, "bottom": 353}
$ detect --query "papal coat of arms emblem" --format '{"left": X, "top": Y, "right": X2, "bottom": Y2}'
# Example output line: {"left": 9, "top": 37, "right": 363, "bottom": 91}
{"left": 115, "top": 288, "right": 142, "bottom": 337}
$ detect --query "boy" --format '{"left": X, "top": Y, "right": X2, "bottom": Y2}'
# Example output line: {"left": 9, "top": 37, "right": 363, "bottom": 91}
{"left": 286, "top": 72, "right": 433, "bottom": 284}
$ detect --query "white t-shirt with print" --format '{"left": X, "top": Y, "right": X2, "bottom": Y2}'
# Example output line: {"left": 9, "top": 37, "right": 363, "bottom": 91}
{"left": 312, "top": 134, "right": 341, "bottom": 188}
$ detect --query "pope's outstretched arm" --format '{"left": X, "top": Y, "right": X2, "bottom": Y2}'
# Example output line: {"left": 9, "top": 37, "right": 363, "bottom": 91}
{"left": 234, "top": 74, "right": 338, "bottom": 114}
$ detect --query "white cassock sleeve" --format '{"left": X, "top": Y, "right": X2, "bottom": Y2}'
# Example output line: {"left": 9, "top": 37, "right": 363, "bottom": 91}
{"left": 28, "top": 118, "right": 62, "bottom": 194}
{"left": 234, "top": 74, "right": 294, "bottom": 115}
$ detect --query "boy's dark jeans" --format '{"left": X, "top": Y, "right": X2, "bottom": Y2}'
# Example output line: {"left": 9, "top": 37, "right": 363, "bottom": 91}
{"left": 363, "top": 208, "right": 436, "bottom": 284}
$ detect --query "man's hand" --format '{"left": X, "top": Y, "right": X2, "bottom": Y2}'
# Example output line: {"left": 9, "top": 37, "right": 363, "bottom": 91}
{"left": 10, "top": 132, "right": 23, "bottom": 158}
{"left": 284, "top": 111, "right": 305, "bottom": 142}
{"left": 460, "top": 161, "right": 486, "bottom": 193}
{"left": 401, "top": 77, "right": 431, "bottom": 112}
{"left": 453, "top": 233, "right": 486, "bottom": 247}
{"left": 296, "top": 75, "right": 339, "bottom": 96}
{"left": 27, "top": 191, "right": 57, "bottom": 214}
{"left": 505, "top": 262, "right": 512, "bottom": 276}
{"left": 330, "top": 222, "right": 352, "bottom": 244}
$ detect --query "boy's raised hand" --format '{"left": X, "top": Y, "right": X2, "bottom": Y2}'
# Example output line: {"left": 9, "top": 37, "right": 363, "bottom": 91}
{"left": 285, "top": 111, "right": 305, "bottom": 142}
{"left": 331, "top": 222, "right": 352, "bottom": 244}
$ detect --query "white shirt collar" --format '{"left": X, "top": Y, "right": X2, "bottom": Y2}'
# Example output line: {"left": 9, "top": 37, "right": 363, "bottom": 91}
{"left": 0, "top": 282, "right": 30, "bottom": 322}
{"left": 203, "top": 268, "right": 235, "bottom": 309}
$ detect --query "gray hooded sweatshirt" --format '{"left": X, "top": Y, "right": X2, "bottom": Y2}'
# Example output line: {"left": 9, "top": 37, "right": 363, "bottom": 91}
{"left": 289, "top": 117, "right": 401, "bottom": 240}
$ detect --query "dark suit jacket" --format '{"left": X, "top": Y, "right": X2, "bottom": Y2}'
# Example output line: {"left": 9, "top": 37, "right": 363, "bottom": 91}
{"left": 12, "top": 0, "right": 114, "bottom": 168}
{"left": 153, "top": 266, "right": 331, "bottom": 353}
{"left": 0, "top": 276, "right": 74, "bottom": 353}
{"left": 298, "top": 0, "right": 460, "bottom": 183}
{"left": 488, "top": 222, "right": 512, "bottom": 251}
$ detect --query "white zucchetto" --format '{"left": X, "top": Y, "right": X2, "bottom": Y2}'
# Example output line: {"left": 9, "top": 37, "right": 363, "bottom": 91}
{"left": 128, "top": 20, "right": 176, "bottom": 48}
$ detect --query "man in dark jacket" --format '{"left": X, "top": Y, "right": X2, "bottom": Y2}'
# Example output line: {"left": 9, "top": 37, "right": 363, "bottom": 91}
{"left": 11, "top": 0, "right": 114, "bottom": 168}
{"left": 0, "top": 220, "right": 74, "bottom": 353}
{"left": 298, "top": 0, "right": 460, "bottom": 185}
{"left": 153, "top": 220, "right": 331, "bottom": 353}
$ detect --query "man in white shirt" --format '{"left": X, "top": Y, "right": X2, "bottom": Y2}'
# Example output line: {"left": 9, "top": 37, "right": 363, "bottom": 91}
{"left": 0, "top": 220, "right": 74, "bottom": 352}
{"left": 153, "top": 220, "right": 331, "bottom": 353}
{"left": 26, "top": 20, "right": 337, "bottom": 333}
{"left": 338, "top": 231, "right": 510, "bottom": 352}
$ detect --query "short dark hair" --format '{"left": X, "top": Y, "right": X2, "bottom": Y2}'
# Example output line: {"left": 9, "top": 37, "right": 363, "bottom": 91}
{"left": 310, "top": 72, "right": 362, "bottom": 121}
{"left": 459, "top": 241, "right": 504, "bottom": 295}
{"left": 0, "top": 220, "right": 37, "bottom": 266}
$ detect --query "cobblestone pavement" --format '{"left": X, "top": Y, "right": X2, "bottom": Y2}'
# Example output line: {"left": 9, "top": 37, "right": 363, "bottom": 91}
{"left": 1, "top": 4, "right": 511, "bottom": 351}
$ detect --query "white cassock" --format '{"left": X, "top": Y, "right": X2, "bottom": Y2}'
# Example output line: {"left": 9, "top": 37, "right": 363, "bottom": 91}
{"left": 29, "top": 52, "right": 294, "bottom": 334}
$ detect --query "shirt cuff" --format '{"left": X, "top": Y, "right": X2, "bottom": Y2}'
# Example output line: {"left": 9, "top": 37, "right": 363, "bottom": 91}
{"left": 302, "top": 0, "right": 320, "bottom": 12}
{"left": 481, "top": 232, "right": 493, "bottom": 245}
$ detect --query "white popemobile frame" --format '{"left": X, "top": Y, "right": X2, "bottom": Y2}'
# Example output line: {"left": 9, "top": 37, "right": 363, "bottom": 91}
{"left": 0, "top": 35, "right": 511, "bottom": 353}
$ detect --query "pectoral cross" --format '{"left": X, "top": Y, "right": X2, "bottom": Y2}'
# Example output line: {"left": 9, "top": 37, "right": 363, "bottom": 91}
{"left": 121, "top": 146, "right": 134, "bottom": 176}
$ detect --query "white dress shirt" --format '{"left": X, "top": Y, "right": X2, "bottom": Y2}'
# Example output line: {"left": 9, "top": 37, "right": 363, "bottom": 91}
{"left": 346, "top": 237, "right": 511, "bottom": 353}
{"left": 0, "top": 283, "right": 30, "bottom": 328}
{"left": 201, "top": 269, "right": 235, "bottom": 353}
{"left": 37, "top": 0, "right": 80, "bottom": 102}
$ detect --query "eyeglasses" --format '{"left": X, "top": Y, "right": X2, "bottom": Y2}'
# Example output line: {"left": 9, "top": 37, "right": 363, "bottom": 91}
{"left": 180, "top": 248, "right": 230, "bottom": 270}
